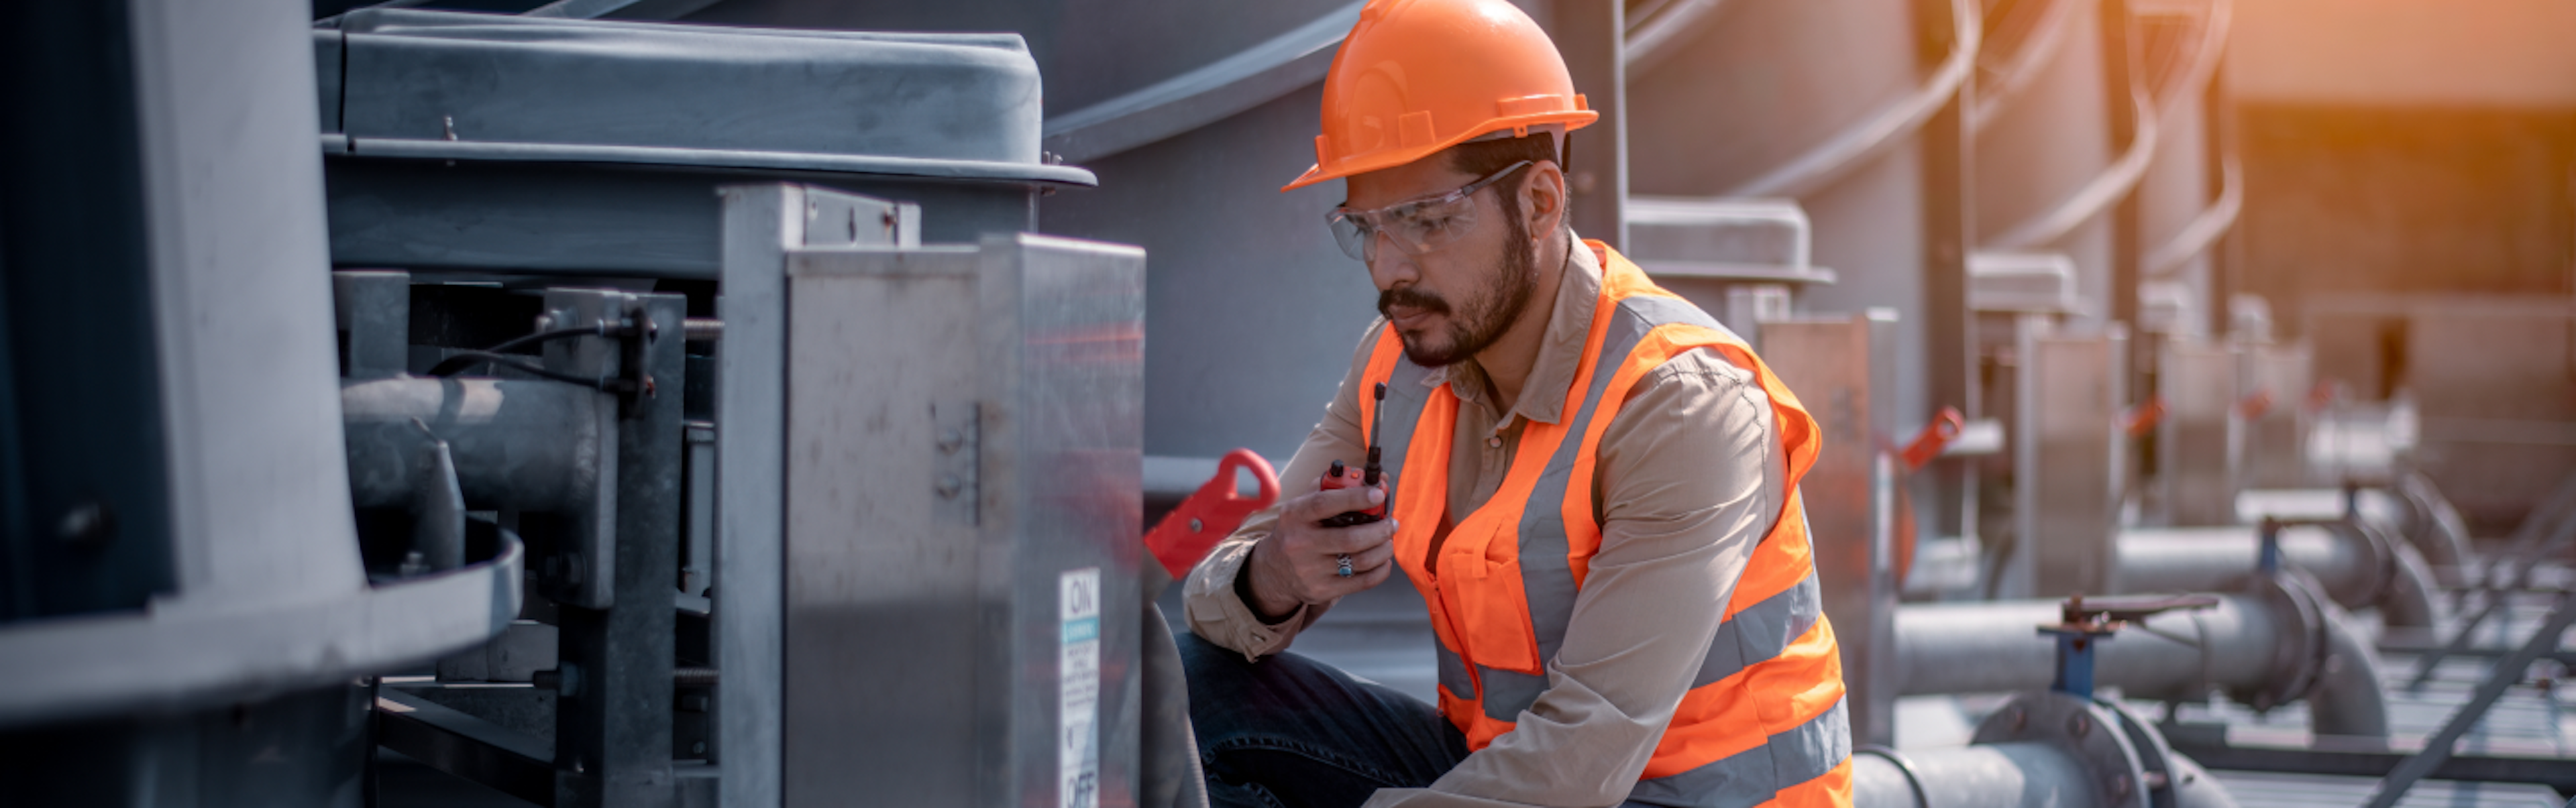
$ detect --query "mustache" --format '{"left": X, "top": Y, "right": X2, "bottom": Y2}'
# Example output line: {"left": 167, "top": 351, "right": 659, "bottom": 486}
{"left": 1377, "top": 286, "right": 1451, "bottom": 319}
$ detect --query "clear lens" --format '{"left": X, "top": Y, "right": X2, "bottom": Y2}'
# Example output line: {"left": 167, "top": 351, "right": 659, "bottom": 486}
{"left": 1323, "top": 159, "right": 1527, "bottom": 265}
{"left": 1326, "top": 194, "right": 1482, "bottom": 263}
{"left": 1329, "top": 212, "right": 1374, "bottom": 261}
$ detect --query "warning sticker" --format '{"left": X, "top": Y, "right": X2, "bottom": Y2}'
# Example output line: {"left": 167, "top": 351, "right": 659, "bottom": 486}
{"left": 1059, "top": 567, "right": 1102, "bottom": 808}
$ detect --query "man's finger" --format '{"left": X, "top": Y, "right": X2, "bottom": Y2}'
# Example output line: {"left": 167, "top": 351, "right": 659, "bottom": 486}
{"left": 1343, "top": 538, "right": 1397, "bottom": 573}
{"left": 1311, "top": 517, "right": 1397, "bottom": 555}
{"left": 1284, "top": 483, "right": 1385, "bottom": 523}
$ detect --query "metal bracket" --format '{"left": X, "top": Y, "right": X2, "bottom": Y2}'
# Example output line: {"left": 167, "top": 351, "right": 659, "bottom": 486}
{"left": 932, "top": 402, "right": 980, "bottom": 526}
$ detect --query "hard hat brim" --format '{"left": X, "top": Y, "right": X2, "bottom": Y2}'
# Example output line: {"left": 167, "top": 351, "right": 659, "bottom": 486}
{"left": 1279, "top": 110, "right": 1598, "bottom": 192}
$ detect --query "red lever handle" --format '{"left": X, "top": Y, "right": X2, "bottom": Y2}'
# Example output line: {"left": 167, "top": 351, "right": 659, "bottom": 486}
{"left": 1143, "top": 449, "right": 1281, "bottom": 579}
{"left": 1897, "top": 407, "right": 1967, "bottom": 472}
{"left": 2237, "top": 389, "right": 2275, "bottom": 420}
{"left": 2122, "top": 395, "right": 2167, "bottom": 437}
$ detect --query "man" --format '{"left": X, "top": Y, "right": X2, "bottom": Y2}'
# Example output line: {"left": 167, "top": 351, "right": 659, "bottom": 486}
{"left": 1176, "top": 0, "right": 1852, "bottom": 806}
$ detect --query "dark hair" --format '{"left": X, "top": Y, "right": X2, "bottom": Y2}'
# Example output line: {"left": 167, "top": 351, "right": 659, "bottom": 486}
{"left": 1444, "top": 131, "right": 1569, "bottom": 233}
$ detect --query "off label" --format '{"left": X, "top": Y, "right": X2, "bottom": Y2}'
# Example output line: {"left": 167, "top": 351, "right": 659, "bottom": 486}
{"left": 1058, "top": 567, "right": 1102, "bottom": 808}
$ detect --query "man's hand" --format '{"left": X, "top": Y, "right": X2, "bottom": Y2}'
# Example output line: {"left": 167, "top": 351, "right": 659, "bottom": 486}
{"left": 1242, "top": 481, "right": 1399, "bottom": 620}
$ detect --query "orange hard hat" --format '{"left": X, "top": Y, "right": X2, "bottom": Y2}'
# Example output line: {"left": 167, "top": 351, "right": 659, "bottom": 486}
{"left": 1281, "top": 0, "right": 1598, "bottom": 192}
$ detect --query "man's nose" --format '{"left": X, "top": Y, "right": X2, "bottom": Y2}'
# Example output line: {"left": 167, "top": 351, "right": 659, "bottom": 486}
{"left": 1366, "top": 236, "right": 1419, "bottom": 292}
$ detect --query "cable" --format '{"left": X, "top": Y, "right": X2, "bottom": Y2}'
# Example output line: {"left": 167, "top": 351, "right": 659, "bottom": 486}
{"left": 425, "top": 325, "right": 619, "bottom": 378}
{"left": 425, "top": 350, "right": 618, "bottom": 391}
{"left": 1854, "top": 746, "right": 1931, "bottom": 808}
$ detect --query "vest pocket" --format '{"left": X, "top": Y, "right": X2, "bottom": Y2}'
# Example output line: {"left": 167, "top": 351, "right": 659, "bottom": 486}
{"left": 1448, "top": 551, "right": 1542, "bottom": 675}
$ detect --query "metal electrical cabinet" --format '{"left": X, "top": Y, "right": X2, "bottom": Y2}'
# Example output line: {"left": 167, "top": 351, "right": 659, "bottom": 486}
{"left": 720, "top": 184, "right": 1145, "bottom": 808}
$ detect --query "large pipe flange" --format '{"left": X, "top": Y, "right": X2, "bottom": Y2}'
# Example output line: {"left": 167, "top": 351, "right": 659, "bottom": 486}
{"left": 2227, "top": 570, "right": 2330, "bottom": 714}
{"left": 1970, "top": 692, "right": 2160, "bottom": 808}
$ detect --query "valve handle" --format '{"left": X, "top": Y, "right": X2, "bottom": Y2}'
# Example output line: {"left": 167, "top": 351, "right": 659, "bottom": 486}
{"left": 1143, "top": 449, "right": 1281, "bottom": 578}
{"left": 2120, "top": 394, "right": 2167, "bottom": 437}
{"left": 1896, "top": 406, "right": 1966, "bottom": 472}
{"left": 2056, "top": 592, "right": 2222, "bottom": 629}
{"left": 2237, "top": 389, "right": 2275, "bottom": 420}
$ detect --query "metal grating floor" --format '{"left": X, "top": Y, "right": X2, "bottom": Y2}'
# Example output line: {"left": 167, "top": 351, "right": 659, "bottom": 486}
{"left": 1155, "top": 555, "right": 2576, "bottom": 807}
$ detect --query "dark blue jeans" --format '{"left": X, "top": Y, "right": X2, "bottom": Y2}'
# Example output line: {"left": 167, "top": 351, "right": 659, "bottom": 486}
{"left": 1180, "top": 632, "right": 1471, "bottom": 808}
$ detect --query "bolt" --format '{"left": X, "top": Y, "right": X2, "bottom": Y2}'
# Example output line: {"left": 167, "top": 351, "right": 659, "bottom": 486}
{"left": 54, "top": 501, "right": 113, "bottom": 547}
{"left": 442, "top": 115, "right": 458, "bottom": 141}
{"left": 691, "top": 741, "right": 708, "bottom": 756}
{"left": 572, "top": 757, "right": 586, "bottom": 775}
{"left": 938, "top": 428, "right": 965, "bottom": 454}
{"left": 534, "top": 313, "right": 556, "bottom": 331}
{"left": 936, "top": 475, "right": 963, "bottom": 499}
{"left": 1189, "top": 518, "right": 1203, "bottom": 532}
{"left": 2069, "top": 713, "right": 2090, "bottom": 738}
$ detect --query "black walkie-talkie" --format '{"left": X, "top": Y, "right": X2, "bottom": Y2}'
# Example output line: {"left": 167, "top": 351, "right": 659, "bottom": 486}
{"left": 1317, "top": 382, "right": 1388, "bottom": 528}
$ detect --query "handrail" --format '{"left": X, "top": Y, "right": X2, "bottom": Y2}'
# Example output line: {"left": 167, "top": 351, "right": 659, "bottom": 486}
{"left": 1042, "top": 2, "right": 1364, "bottom": 164}
{"left": 1717, "top": 0, "right": 1982, "bottom": 200}
{"left": 1982, "top": 91, "right": 2158, "bottom": 250}
{"left": 1969, "top": 0, "right": 2078, "bottom": 131}
{"left": 1984, "top": 0, "right": 2231, "bottom": 251}
{"left": 1623, "top": 0, "right": 1729, "bottom": 74}
{"left": 2142, "top": 150, "right": 2240, "bottom": 277}
{"left": 2140, "top": 0, "right": 2239, "bottom": 276}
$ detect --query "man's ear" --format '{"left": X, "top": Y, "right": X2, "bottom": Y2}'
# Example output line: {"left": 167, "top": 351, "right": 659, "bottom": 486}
{"left": 1519, "top": 162, "right": 1568, "bottom": 239}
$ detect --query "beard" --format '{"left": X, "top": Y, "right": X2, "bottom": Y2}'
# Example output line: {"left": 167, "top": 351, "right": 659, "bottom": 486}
{"left": 1378, "top": 211, "right": 1540, "bottom": 367}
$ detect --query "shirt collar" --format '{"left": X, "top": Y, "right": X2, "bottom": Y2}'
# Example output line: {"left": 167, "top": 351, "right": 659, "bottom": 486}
{"left": 1419, "top": 232, "right": 1602, "bottom": 428}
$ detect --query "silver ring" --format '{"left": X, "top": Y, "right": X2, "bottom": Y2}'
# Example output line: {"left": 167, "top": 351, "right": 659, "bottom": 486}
{"left": 1336, "top": 555, "right": 1354, "bottom": 577}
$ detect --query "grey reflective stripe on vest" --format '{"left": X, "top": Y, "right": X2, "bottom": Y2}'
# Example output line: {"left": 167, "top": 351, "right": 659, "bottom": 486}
{"left": 1372, "top": 339, "right": 1452, "bottom": 695}
{"left": 1374, "top": 349, "right": 1435, "bottom": 522}
{"left": 1436, "top": 643, "right": 1475, "bottom": 703}
{"left": 1619, "top": 697, "right": 1851, "bottom": 808}
{"left": 1692, "top": 570, "right": 1823, "bottom": 689}
{"left": 1481, "top": 294, "right": 1734, "bottom": 723}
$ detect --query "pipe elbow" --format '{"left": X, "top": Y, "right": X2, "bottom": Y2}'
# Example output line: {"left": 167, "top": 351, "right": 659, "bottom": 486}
{"left": 2304, "top": 603, "right": 2392, "bottom": 744}
{"left": 2375, "top": 538, "right": 2445, "bottom": 634}
{"left": 2398, "top": 472, "right": 2474, "bottom": 587}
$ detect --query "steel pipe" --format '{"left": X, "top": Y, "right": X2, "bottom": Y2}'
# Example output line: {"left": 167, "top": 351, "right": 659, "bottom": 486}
{"left": 341, "top": 376, "right": 617, "bottom": 514}
{"left": 1895, "top": 583, "right": 2390, "bottom": 739}
{"left": 1854, "top": 743, "right": 2239, "bottom": 808}
{"left": 1897, "top": 595, "right": 2279, "bottom": 699}
{"left": 1854, "top": 744, "right": 2094, "bottom": 807}
{"left": 2111, "top": 522, "right": 2442, "bottom": 631}
{"left": 2394, "top": 472, "right": 2475, "bottom": 585}
{"left": 2115, "top": 524, "right": 2359, "bottom": 597}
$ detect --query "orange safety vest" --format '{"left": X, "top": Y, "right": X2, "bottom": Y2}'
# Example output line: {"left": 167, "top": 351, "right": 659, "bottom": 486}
{"left": 1356, "top": 243, "right": 1851, "bottom": 807}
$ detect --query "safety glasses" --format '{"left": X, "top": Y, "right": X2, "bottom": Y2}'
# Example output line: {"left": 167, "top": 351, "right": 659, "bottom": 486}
{"left": 1326, "top": 160, "right": 1532, "bottom": 262}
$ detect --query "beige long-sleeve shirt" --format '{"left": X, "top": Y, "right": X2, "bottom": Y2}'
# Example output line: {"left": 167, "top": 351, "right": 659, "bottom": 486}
{"left": 1183, "top": 241, "right": 1790, "bottom": 808}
